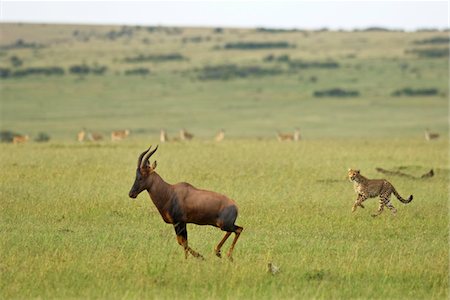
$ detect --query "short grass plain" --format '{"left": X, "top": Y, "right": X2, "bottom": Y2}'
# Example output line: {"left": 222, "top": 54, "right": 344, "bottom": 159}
{"left": 0, "top": 24, "right": 449, "bottom": 299}
{"left": 0, "top": 139, "right": 448, "bottom": 299}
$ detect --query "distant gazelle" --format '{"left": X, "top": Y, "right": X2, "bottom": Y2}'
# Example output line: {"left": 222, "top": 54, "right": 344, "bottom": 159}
{"left": 87, "top": 132, "right": 103, "bottom": 141}
{"left": 277, "top": 128, "right": 301, "bottom": 141}
{"left": 13, "top": 134, "right": 29, "bottom": 144}
{"left": 77, "top": 130, "right": 86, "bottom": 142}
{"left": 111, "top": 129, "right": 130, "bottom": 141}
{"left": 215, "top": 129, "right": 225, "bottom": 142}
{"left": 425, "top": 128, "right": 439, "bottom": 141}
{"left": 160, "top": 129, "right": 169, "bottom": 143}
{"left": 180, "top": 129, "right": 194, "bottom": 141}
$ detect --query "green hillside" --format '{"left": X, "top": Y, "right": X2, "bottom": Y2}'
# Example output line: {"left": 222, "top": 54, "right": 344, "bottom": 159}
{"left": 0, "top": 23, "right": 448, "bottom": 140}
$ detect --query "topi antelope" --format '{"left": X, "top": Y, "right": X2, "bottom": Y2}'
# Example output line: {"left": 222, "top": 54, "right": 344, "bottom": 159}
{"left": 180, "top": 129, "right": 194, "bottom": 141}
{"left": 129, "top": 145, "right": 243, "bottom": 260}
{"left": 425, "top": 128, "right": 439, "bottom": 141}
{"left": 13, "top": 134, "right": 29, "bottom": 144}
{"left": 215, "top": 129, "right": 225, "bottom": 142}
{"left": 111, "top": 129, "right": 130, "bottom": 141}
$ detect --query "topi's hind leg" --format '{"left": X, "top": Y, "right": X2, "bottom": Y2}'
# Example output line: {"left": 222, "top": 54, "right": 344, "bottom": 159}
{"left": 174, "top": 223, "right": 204, "bottom": 260}
{"left": 227, "top": 226, "right": 243, "bottom": 261}
{"left": 215, "top": 232, "right": 232, "bottom": 258}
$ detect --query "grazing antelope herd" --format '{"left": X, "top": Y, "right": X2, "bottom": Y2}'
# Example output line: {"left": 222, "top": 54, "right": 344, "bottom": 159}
{"left": 6, "top": 127, "right": 444, "bottom": 144}
{"left": 129, "top": 145, "right": 243, "bottom": 260}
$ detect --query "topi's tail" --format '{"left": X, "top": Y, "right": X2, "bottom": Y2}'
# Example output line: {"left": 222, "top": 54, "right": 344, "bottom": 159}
{"left": 393, "top": 188, "right": 413, "bottom": 203}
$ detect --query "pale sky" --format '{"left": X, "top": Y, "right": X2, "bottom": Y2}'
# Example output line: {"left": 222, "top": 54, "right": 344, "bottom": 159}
{"left": 0, "top": 1, "right": 448, "bottom": 30}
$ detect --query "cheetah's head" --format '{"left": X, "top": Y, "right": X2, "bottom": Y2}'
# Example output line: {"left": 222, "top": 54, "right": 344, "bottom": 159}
{"left": 348, "top": 169, "right": 360, "bottom": 182}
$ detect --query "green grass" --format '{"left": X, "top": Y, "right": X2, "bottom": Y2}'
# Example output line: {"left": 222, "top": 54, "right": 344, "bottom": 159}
{"left": 0, "top": 139, "right": 448, "bottom": 299}
{"left": 0, "top": 23, "right": 448, "bottom": 298}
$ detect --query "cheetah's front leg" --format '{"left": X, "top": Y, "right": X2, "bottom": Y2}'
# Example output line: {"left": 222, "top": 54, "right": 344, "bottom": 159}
{"left": 352, "top": 194, "right": 367, "bottom": 212}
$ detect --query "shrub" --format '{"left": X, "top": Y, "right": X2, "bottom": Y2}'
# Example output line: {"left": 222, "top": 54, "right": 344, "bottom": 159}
{"left": 124, "top": 53, "right": 186, "bottom": 63}
{"left": 264, "top": 54, "right": 290, "bottom": 62}
{"left": 314, "top": 88, "right": 359, "bottom": 98}
{"left": 34, "top": 132, "right": 51, "bottom": 143}
{"left": 391, "top": 88, "right": 439, "bottom": 97}
{"left": 406, "top": 48, "right": 448, "bottom": 58}
{"left": 124, "top": 68, "right": 150, "bottom": 76}
{"left": 69, "top": 65, "right": 90, "bottom": 75}
{"left": 0, "top": 130, "right": 18, "bottom": 143}
{"left": 223, "top": 41, "right": 293, "bottom": 50}
{"left": 0, "top": 68, "right": 11, "bottom": 78}
{"left": 289, "top": 60, "right": 339, "bottom": 69}
{"left": 256, "top": 28, "right": 298, "bottom": 33}
{"left": 0, "top": 39, "right": 44, "bottom": 50}
{"left": 12, "top": 67, "right": 64, "bottom": 77}
{"left": 414, "top": 36, "right": 450, "bottom": 45}
{"left": 69, "top": 64, "right": 107, "bottom": 75}
{"left": 197, "top": 64, "right": 283, "bottom": 80}
{"left": 10, "top": 56, "right": 23, "bottom": 67}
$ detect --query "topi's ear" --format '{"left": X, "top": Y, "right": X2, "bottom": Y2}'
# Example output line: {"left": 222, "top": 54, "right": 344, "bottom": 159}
{"left": 151, "top": 160, "right": 157, "bottom": 170}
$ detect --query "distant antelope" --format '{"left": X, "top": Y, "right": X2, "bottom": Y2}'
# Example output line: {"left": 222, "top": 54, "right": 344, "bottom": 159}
{"left": 180, "top": 129, "right": 194, "bottom": 141}
{"left": 77, "top": 130, "right": 86, "bottom": 142}
{"left": 129, "top": 145, "right": 243, "bottom": 260}
{"left": 277, "top": 128, "right": 301, "bottom": 141}
{"left": 425, "top": 128, "right": 439, "bottom": 141}
{"left": 13, "top": 134, "right": 29, "bottom": 144}
{"left": 160, "top": 129, "right": 169, "bottom": 143}
{"left": 87, "top": 132, "right": 103, "bottom": 141}
{"left": 111, "top": 129, "right": 130, "bottom": 141}
{"left": 215, "top": 129, "right": 225, "bottom": 142}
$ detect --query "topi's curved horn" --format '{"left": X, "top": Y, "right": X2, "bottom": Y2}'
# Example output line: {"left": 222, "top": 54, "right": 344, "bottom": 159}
{"left": 140, "top": 145, "right": 159, "bottom": 169}
{"left": 137, "top": 146, "right": 152, "bottom": 168}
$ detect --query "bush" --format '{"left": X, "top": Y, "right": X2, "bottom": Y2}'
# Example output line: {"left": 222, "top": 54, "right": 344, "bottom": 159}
{"left": 256, "top": 28, "right": 298, "bottom": 33}
{"left": 264, "top": 54, "right": 290, "bottom": 62}
{"left": 69, "top": 64, "right": 107, "bottom": 75}
{"left": 289, "top": 60, "right": 339, "bottom": 69}
{"left": 0, "top": 68, "right": 11, "bottom": 78}
{"left": 314, "top": 88, "right": 359, "bottom": 98}
{"left": 197, "top": 64, "right": 283, "bottom": 80}
{"left": 223, "top": 41, "right": 293, "bottom": 50}
{"left": 391, "top": 88, "right": 439, "bottom": 97}
{"left": 0, "top": 130, "right": 18, "bottom": 143}
{"left": 414, "top": 36, "right": 450, "bottom": 45}
{"left": 124, "top": 53, "right": 186, "bottom": 63}
{"left": 34, "top": 132, "right": 51, "bottom": 143}
{"left": 12, "top": 66, "right": 64, "bottom": 77}
{"left": 0, "top": 39, "right": 44, "bottom": 50}
{"left": 124, "top": 68, "right": 150, "bottom": 76}
{"left": 10, "top": 56, "right": 23, "bottom": 67}
{"left": 406, "top": 48, "right": 448, "bottom": 58}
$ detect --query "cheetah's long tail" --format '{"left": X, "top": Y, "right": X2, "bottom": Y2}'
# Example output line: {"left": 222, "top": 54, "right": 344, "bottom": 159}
{"left": 393, "top": 188, "right": 413, "bottom": 203}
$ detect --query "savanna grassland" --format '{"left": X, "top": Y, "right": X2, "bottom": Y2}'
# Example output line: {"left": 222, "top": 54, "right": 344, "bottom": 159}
{"left": 0, "top": 23, "right": 449, "bottom": 299}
